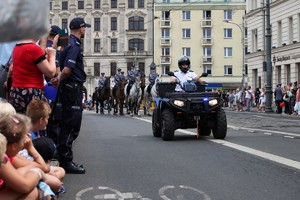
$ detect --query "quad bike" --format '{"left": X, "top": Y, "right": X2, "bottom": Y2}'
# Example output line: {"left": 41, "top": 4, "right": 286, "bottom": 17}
{"left": 152, "top": 72, "right": 227, "bottom": 141}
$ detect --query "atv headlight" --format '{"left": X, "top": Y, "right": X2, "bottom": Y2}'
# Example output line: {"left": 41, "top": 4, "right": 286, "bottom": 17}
{"left": 208, "top": 99, "right": 218, "bottom": 106}
{"left": 174, "top": 100, "right": 185, "bottom": 107}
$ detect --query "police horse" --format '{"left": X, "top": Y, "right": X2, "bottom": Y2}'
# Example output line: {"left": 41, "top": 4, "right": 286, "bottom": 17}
{"left": 143, "top": 76, "right": 159, "bottom": 116}
{"left": 97, "top": 76, "right": 112, "bottom": 114}
{"left": 112, "top": 78, "right": 126, "bottom": 115}
{"left": 124, "top": 76, "right": 142, "bottom": 116}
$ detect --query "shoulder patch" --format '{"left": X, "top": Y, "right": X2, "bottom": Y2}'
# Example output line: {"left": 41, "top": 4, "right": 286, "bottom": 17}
{"left": 174, "top": 70, "right": 179, "bottom": 72}
{"left": 189, "top": 70, "right": 194, "bottom": 72}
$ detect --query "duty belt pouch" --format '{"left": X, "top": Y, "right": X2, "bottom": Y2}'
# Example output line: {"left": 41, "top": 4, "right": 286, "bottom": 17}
{"left": 60, "top": 82, "right": 78, "bottom": 102}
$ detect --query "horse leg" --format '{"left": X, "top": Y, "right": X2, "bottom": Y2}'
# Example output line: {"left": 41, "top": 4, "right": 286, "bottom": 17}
{"left": 120, "top": 100, "right": 124, "bottom": 115}
{"left": 100, "top": 100, "right": 104, "bottom": 114}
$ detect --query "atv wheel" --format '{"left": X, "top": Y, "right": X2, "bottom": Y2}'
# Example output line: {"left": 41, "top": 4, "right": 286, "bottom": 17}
{"left": 152, "top": 109, "right": 161, "bottom": 137}
{"left": 212, "top": 108, "right": 227, "bottom": 139}
{"left": 161, "top": 109, "right": 175, "bottom": 141}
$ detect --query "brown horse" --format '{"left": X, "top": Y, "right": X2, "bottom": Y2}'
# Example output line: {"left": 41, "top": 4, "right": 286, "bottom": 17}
{"left": 97, "top": 76, "right": 112, "bottom": 114}
{"left": 112, "top": 79, "right": 126, "bottom": 115}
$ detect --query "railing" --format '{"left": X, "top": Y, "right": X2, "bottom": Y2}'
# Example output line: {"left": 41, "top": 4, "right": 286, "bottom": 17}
{"left": 160, "top": 38, "right": 171, "bottom": 46}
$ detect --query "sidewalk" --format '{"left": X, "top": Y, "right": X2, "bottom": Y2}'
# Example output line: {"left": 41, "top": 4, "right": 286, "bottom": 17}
{"left": 224, "top": 107, "right": 300, "bottom": 118}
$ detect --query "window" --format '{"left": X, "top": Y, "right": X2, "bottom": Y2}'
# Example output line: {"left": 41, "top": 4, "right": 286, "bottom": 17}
{"left": 161, "top": 65, "right": 170, "bottom": 75}
{"left": 78, "top": 1, "right": 84, "bottom": 9}
{"left": 94, "top": 63, "right": 100, "bottom": 76}
{"left": 62, "top": 19, "right": 68, "bottom": 29}
{"left": 138, "top": 62, "right": 145, "bottom": 74}
{"left": 129, "top": 16, "right": 144, "bottom": 30}
{"left": 111, "top": 62, "right": 117, "bottom": 76}
{"left": 94, "top": 0, "right": 101, "bottom": 9}
{"left": 162, "top": 28, "right": 170, "bottom": 38}
{"left": 224, "top": 28, "right": 232, "bottom": 38}
{"left": 203, "top": 47, "right": 211, "bottom": 57}
{"left": 50, "top": 1, "right": 52, "bottom": 10}
{"left": 94, "top": 39, "right": 101, "bottom": 52}
{"left": 183, "top": 0, "right": 191, "bottom": 2}
{"left": 224, "top": 47, "right": 232, "bottom": 57}
{"left": 162, "top": 0, "right": 170, "bottom": 3}
{"left": 128, "top": 38, "right": 144, "bottom": 50}
{"left": 94, "top": 18, "right": 101, "bottom": 31}
{"left": 62, "top": 1, "right": 68, "bottom": 10}
{"left": 203, "top": 28, "right": 211, "bottom": 38}
{"left": 182, "top": 11, "right": 191, "bottom": 20}
{"left": 203, "top": 10, "right": 211, "bottom": 19}
{"left": 111, "top": 17, "right": 117, "bottom": 30}
{"left": 138, "top": 0, "right": 144, "bottom": 8}
{"left": 182, "top": 29, "right": 190, "bottom": 38}
{"left": 224, "top": 10, "right": 232, "bottom": 20}
{"left": 111, "top": 39, "right": 117, "bottom": 52}
{"left": 128, "top": 0, "right": 134, "bottom": 8}
{"left": 224, "top": 65, "right": 232, "bottom": 75}
{"left": 111, "top": 0, "right": 117, "bottom": 8}
{"left": 162, "top": 48, "right": 170, "bottom": 56}
{"left": 162, "top": 11, "right": 170, "bottom": 20}
{"left": 203, "top": 65, "right": 211, "bottom": 75}
{"left": 182, "top": 48, "right": 190, "bottom": 57}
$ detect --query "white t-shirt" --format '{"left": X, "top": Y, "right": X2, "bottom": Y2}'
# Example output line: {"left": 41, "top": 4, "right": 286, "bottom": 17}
{"left": 174, "top": 70, "right": 198, "bottom": 92}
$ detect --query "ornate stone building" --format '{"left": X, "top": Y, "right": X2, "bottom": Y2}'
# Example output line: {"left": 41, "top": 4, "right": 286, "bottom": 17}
{"left": 49, "top": 0, "right": 154, "bottom": 94}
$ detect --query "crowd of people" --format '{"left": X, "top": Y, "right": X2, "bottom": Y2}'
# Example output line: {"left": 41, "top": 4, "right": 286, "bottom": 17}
{"left": 220, "top": 82, "right": 300, "bottom": 115}
{"left": 0, "top": 17, "right": 91, "bottom": 199}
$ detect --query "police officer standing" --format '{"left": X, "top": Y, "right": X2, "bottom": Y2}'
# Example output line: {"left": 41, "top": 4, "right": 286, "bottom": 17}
{"left": 147, "top": 65, "right": 159, "bottom": 95}
{"left": 52, "top": 17, "right": 90, "bottom": 174}
{"left": 113, "top": 68, "right": 125, "bottom": 96}
{"left": 98, "top": 72, "right": 106, "bottom": 89}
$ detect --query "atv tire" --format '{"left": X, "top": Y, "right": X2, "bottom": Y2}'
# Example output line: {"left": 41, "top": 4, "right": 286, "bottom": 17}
{"left": 161, "top": 109, "right": 175, "bottom": 141}
{"left": 212, "top": 108, "right": 227, "bottom": 139}
{"left": 152, "top": 109, "right": 161, "bottom": 137}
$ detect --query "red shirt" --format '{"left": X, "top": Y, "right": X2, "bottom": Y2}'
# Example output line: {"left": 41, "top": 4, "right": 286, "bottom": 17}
{"left": 12, "top": 43, "right": 46, "bottom": 89}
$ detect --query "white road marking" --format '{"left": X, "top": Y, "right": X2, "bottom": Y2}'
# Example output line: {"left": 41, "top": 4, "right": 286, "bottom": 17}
{"left": 134, "top": 117, "right": 300, "bottom": 170}
{"left": 159, "top": 185, "right": 211, "bottom": 200}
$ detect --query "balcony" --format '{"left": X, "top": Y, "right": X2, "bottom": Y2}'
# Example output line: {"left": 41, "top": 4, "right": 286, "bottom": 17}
{"left": 201, "top": 19, "right": 212, "bottom": 27}
{"left": 160, "top": 38, "right": 171, "bottom": 46}
{"left": 124, "top": 50, "right": 149, "bottom": 58}
{"left": 244, "top": 38, "right": 248, "bottom": 46}
{"left": 160, "top": 56, "right": 171, "bottom": 64}
{"left": 203, "top": 56, "right": 213, "bottom": 64}
{"left": 202, "top": 38, "right": 213, "bottom": 46}
{"left": 160, "top": 20, "right": 171, "bottom": 28}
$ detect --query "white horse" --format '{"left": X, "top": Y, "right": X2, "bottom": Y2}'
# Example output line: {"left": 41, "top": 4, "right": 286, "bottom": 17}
{"left": 124, "top": 76, "right": 142, "bottom": 116}
{"left": 143, "top": 76, "right": 160, "bottom": 116}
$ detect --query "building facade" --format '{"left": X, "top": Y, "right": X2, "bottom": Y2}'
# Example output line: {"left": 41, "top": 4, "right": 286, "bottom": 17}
{"left": 49, "top": 0, "right": 154, "bottom": 95}
{"left": 154, "top": 0, "right": 246, "bottom": 90}
{"left": 246, "top": 0, "right": 300, "bottom": 90}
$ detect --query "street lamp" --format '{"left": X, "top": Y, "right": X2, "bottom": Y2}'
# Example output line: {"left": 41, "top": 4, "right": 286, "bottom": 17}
{"left": 224, "top": 16, "right": 246, "bottom": 90}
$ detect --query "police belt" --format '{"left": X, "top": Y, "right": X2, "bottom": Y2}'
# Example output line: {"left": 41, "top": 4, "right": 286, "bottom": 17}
{"left": 62, "top": 79, "right": 84, "bottom": 87}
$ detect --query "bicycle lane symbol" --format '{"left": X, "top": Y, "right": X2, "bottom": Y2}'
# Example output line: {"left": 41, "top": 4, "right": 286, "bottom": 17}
{"left": 75, "top": 185, "right": 211, "bottom": 200}
{"left": 159, "top": 185, "right": 211, "bottom": 200}
{"left": 75, "top": 186, "right": 151, "bottom": 200}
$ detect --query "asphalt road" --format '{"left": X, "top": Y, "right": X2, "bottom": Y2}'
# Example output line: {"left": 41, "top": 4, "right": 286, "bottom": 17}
{"left": 59, "top": 109, "right": 300, "bottom": 200}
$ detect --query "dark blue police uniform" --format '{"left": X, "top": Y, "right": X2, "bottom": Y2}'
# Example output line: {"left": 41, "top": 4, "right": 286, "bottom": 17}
{"left": 58, "top": 34, "right": 86, "bottom": 164}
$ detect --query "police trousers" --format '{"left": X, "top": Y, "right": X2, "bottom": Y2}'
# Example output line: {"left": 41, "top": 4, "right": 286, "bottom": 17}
{"left": 58, "top": 81, "right": 83, "bottom": 163}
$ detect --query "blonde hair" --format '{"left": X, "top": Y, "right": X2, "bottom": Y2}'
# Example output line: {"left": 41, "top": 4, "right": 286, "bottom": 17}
{"left": 0, "top": 133, "right": 7, "bottom": 166}
{"left": 0, "top": 102, "right": 16, "bottom": 117}
{"left": 26, "top": 100, "right": 51, "bottom": 124}
{"left": 0, "top": 114, "right": 31, "bottom": 145}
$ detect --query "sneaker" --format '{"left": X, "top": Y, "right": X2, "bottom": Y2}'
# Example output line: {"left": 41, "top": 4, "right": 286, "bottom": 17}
{"left": 57, "top": 185, "right": 66, "bottom": 194}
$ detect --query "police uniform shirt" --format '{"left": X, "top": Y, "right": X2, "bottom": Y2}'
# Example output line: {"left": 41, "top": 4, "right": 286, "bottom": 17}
{"left": 149, "top": 72, "right": 158, "bottom": 84}
{"left": 174, "top": 70, "right": 197, "bottom": 92}
{"left": 98, "top": 76, "right": 105, "bottom": 86}
{"left": 60, "top": 34, "right": 86, "bottom": 83}
{"left": 127, "top": 70, "right": 137, "bottom": 81}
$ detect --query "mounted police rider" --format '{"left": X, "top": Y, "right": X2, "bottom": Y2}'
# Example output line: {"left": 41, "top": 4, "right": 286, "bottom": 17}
{"left": 98, "top": 72, "right": 106, "bottom": 89}
{"left": 113, "top": 67, "right": 125, "bottom": 96}
{"left": 147, "top": 65, "right": 159, "bottom": 95}
{"left": 126, "top": 64, "right": 139, "bottom": 95}
{"left": 170, "top": 55, "right": 203, "bottom": 92}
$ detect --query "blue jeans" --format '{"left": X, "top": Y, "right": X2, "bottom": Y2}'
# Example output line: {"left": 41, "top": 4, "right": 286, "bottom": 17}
{"left": 246, "top": 98, "right": 251, "bottom": 111}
